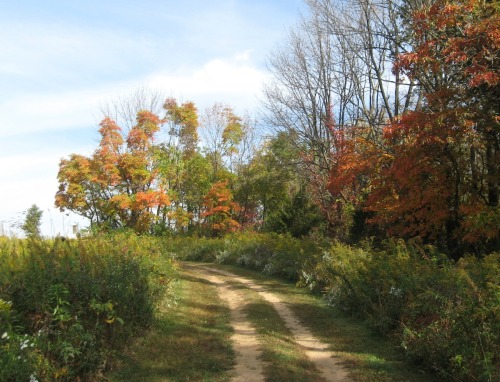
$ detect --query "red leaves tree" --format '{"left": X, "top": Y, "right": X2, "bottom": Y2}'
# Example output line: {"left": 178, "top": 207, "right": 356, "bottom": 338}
{"left": 366, "top": 0, "right": 499, "bottom": 256}
{"left": 326, "top": 115, "right": 383, "bottom": 240}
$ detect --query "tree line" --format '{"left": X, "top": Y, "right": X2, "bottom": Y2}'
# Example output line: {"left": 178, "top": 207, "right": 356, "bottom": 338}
{"left": 56, "top": 0, "right": 499, "bottom": 258}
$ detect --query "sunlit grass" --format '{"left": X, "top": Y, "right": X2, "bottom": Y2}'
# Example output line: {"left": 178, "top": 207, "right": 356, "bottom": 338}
{"left": 107, "top": 267, "right": 235, "bottom": 382}
{"left": 107, "top": 261, "right": 440, "bottom": 382}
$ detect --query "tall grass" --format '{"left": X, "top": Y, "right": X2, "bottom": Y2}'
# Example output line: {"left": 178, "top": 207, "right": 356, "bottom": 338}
{"left": 0, "top": 233, "right": 176, "bottom": 381}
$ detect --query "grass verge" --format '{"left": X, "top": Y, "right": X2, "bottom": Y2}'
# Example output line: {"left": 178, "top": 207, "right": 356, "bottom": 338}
{"left": 107, "top": 266, "right": 235, "bottom": 382}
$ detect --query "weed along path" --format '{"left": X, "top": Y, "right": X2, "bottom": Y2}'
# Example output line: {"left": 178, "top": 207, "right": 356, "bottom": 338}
{"left": 184, "top": 262, "right": 352, "bottom": 382}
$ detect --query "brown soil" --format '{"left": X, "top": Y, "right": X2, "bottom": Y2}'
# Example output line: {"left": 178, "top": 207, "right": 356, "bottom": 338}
{"left": 183, "top": 263, "right": 352, "bottom": 382}
{"left": 184, "top": 264, "right": 265, "bottom": 382}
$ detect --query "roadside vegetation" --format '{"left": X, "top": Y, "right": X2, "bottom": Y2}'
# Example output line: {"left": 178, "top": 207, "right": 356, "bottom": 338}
{"left": 0, "top": 233, "right": 175, "bottom": 381}
{"left": 176, "top": 233, "right": 500, "bottom": 382}
{"left": 106, "top": 261, "right": 440, "bottom": 382}
{"left": 107, "top": 263, "right": 234, "bottom": 382}
{"left": 1, "top": 233, "right": 498, "bottom": 381}
{"left": 216, "top": 263, "right": 440, "bottom": 382}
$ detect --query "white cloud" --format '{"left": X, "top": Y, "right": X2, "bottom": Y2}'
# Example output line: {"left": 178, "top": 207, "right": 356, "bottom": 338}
{"left": 147, "top": 54, "right": 269, "bottom": 108}
{"left": 0, "top": 52, "right": 268, "bottom": 137}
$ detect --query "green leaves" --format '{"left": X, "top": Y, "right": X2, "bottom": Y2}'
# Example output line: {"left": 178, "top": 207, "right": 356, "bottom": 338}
{"left": 21, "top": 204, "right": 43, "bottom": 239}
{"left": 0, "top": 234, "right": 175, "bottom": 380}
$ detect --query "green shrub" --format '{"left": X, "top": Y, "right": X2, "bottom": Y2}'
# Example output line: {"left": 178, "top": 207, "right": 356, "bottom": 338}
{"left": 215, "top": 232, "right": 319, "bottom": 281}
{"left": 167, "top": 232, "right": 320, "bottom": 281}
{"left": 0, "top": 233, "right": 176, "bottom": 381}
{"left": 399, "top": 253, "right": 499, "bottom": 381}
{"left": 168, "top": 236, "right": 225, "bottom": 261}
{"left": 0, "top": 299, "right": 38, "bottom": 381}
{"left": 218, "top": 232, "right": 274, "bottom": 270}
{"left": 306, "top": 239, "right": 499, "bottom": 381}
{"left": 302, "top": 241, "right": 370, "bottom": 310}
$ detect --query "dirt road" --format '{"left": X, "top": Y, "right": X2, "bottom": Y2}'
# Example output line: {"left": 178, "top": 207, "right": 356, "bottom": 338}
{"left": 184, "top": 263, "right": 351, "bottom": 382}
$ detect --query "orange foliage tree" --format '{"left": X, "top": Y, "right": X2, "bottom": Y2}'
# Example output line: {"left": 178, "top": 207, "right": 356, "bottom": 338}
{"left": 56, "top": 111, "right": 170, "bottom": 233}
{"left": 201, "top": 180, "right": 241, "bottom": 236}
{"left": 366, "top": 0, "right": 499, "bottom": 256}
{"left": 325, "top": 110, "right": 384, "bottom": 240}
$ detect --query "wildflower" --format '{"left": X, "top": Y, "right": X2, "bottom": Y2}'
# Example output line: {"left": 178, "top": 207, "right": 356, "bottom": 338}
{"left": 20, "top": 339, "right": 30, "bottom": 350}
{"left": 29, "top": 373, "right": 39, "bottom": 382}
{"left": 1, "top": 331, "right": 8, "bottom": 339}
{"left": 389, "top": 286, "right": 403, "bottom": 297}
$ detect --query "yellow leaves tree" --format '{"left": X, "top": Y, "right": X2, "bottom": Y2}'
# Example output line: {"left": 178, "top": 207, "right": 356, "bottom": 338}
{"left": 163, "top": 97, "right": 199, "bottom": 158}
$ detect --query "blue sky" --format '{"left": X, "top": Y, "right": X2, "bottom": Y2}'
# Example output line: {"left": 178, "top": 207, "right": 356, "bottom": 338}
{"left": 0, "top": 0, "right": 305, "bottom": 236}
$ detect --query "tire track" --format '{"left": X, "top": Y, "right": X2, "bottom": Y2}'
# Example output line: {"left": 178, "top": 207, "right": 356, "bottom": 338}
{"left": 200, "top": 266, "right": 352, "bottom": 382}
{"left": 183, "top": 264, "right": 265, "bottom": 382}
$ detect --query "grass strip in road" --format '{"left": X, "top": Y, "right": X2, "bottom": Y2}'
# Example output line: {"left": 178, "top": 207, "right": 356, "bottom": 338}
{"left": 227, "top": 281, "right": 327, "bottom": 382}
{"left": 107, "top": 268, "right": 235, "bottom": 382}
{"left": 215, "top": 264, "right": 437, "bottom": 382}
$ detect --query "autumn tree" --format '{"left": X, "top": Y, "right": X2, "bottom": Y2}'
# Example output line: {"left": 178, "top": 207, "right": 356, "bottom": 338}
{"left": 367, "top": 0, "right": 500, "bottom": 256}
{"left": 154, "top": 98, "right": 203, "bottom": 231}
{"left": 57, "top": 94, "right": 261, "bottom": 236}
{"left": 326, "top": 116, "right": 384, "bottom": 241}
{"left": 163, "top": 97, "right": 199, "bottom": 158}
{"left": 201, "top": 180, "right": 241, "bottom": 236}
{"left": 263, "top": 0, "right": 418, "bottom": 236}
{"left": 56, "top": 111, "right": 170, "bottom": 233}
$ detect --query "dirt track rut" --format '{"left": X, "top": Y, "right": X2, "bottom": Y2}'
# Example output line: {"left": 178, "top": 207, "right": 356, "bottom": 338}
{"left": 184, "top": 263, "right": 351, "bottom": 382}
